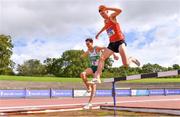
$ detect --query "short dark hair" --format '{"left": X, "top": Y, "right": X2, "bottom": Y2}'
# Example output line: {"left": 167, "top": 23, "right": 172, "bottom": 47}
{"left": 85, "top": 38, "right": 93, "bottom": 43}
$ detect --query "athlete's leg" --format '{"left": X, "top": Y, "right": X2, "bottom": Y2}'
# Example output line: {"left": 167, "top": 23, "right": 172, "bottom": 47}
{"left": 80, "top": 68, "right": 93, "bottom": 91}
{"left": 88, "top": 84, "right": 96, "bottom": 104}
{"left": 94, "top": 48, "right": 114, "bottom": 80}
{"left": 118, "top": 43, "right": 129, "bottom": 67}
{"left": 119, "top": 43, "right": 140, "bottom": 67}
{"left": 83, "top": 74, "right": 97, "bottom": 109}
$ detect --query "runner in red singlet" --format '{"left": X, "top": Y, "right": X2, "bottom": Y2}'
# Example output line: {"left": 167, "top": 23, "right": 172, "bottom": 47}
{"left": 91, "top": 5, "right": 140, "bottom": 84}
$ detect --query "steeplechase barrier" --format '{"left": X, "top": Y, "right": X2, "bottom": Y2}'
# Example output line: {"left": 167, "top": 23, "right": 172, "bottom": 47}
{"left": 103, "top": 70, "right": 180, "bottom": 115}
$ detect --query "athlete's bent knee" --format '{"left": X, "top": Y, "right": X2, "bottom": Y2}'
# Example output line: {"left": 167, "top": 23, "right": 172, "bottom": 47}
{"left": 80, "top": 72, "right": 86, "bottom": 78}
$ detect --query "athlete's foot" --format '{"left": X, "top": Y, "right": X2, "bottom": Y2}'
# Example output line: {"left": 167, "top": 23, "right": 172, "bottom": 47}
{"left": 83, "top": 103, "right": 92, "bottom": 110}
{"left": 129, "top": 57, "right": 141, "bottom": 67}
{"left": 133, "top": 59, "right": 140, "bottom": 66}
{"left": 88, "top": 78, "right": 101, "bottom": 84}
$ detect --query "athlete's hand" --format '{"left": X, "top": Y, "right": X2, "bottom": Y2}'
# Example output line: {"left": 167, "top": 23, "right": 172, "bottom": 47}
{"left": 95, "top": 34, "right": 99, "bottom": 40}
{"left": 113, "top": 55, "right": 119, "bottom": 60}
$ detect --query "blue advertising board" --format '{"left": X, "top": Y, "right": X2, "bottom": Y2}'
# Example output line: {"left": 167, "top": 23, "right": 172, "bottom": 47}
{"left": 149, "top": 89, "right": 165, "bottom": 95}
{"left": 165, "top": 89, "right": 180, "bottom": 95}
{"left": 0, "top": 90, "right": 25, "bottom": 98}
{"left": 96, "top": 90, "right": 112, "bottom": 97}
{"left": 26, "top": 90, "right": 50, "bottom": 98}
{"left": 116, "top": 89, "right": 131, "bottom": 96}
{"left": 51, "top": 90, "right": 72, "bottom": 97}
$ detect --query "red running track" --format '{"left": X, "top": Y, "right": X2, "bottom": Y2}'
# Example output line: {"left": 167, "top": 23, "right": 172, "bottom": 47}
{"left": 1, "top": 95, "right": 180, "bottom": 113}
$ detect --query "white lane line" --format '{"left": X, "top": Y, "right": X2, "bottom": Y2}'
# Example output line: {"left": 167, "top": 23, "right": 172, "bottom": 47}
{"left": 22, "top": 106, "right": 100, "bottom": 114}
{"left": 117, "top": 98, "right": 180, "bottom": 104}
{"left": 0, "top": 102, "right": 107, "bottom": 110}
{"left": 1, "top": 98, "right": 180, "bottom": 111}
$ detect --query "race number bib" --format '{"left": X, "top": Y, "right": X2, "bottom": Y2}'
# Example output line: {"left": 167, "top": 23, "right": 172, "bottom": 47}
{"left": 92, "top": 61, "right": 99, "bottom": 66}
{"left": 107, "top": 27, "right": 115, "bottom": 37}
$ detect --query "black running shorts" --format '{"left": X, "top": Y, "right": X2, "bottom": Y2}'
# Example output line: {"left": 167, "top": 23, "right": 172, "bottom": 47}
{"left": 107, "top": 40, "right": 127, "bottom": 53}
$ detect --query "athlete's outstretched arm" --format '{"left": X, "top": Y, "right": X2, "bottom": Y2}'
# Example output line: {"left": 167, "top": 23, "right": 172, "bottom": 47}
{"left": 81, "top": 51, "right": 88, "bottom": 58}
{"left": 95, "top": 25, "right": 106, "bottom": 40}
